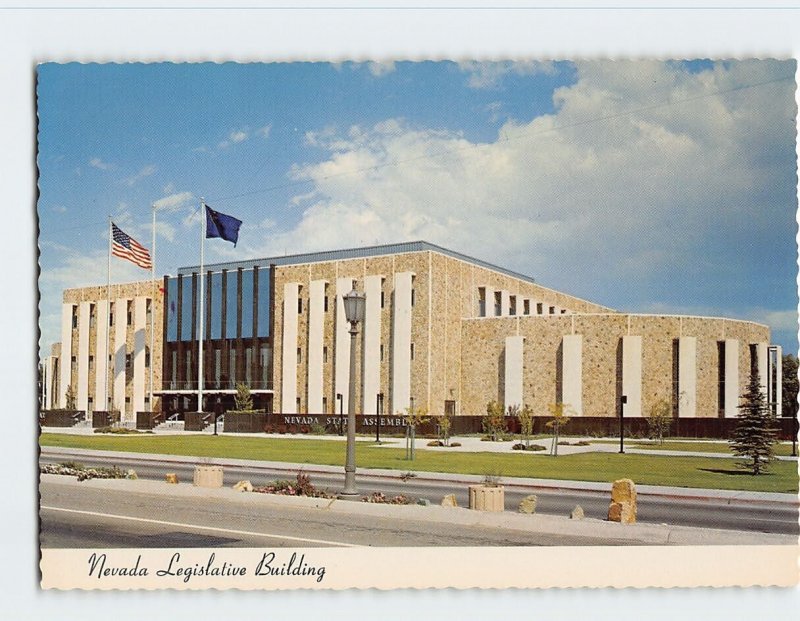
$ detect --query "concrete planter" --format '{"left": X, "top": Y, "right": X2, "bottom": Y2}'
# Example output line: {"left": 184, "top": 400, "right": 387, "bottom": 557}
{"left": 193, "top": 465, "right": 223, "bottom": 488}
{"left": 468, "top": 484, "right": 505, "bottom": 512}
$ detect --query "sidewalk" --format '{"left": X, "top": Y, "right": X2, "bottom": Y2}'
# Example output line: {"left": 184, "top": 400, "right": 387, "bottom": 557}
{"left": 39, "top": 444, "right": 799, "bottom": 506}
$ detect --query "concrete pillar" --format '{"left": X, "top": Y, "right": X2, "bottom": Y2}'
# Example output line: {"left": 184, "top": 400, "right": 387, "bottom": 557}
{"left": 133, "top": 296, "right": 147, "bottom": 417}
{"left": 45, "top": 355, "right": 55, "bottom": 409}
{"left": 280, "top": 283, "right": 300, "bottom": 414}
{"left": 76, "top": 302, "right": 90, "bottom": 412}
{"left": 59, "top": 303, "right": 74, "bottom": 408}
{"left": 775, "top": 345, "right": 783, "bottom": 416}
{"left": 335, "top": 277, "right": 354, "bottom": 415}
{"left": 113, "top": 299, "right": 128, "bottom": 416}
{"left": 678, "top": 336, "right": 697, "bottom": 418}
{"left": 94, "top": 299, "right": 109, "bottom": 411}
{"left": 483, "top": 286, "right": 494, "bottom": 317}
{"left": 621, "top": 335, "right": 642, "bottom": 418}
{"left": 500, "top": 290, "right": 510, "bottom": 317}
{"left": 724, "top": 339, "right": 739, "bottom": 418}
{"left": 362, "top": 274, "right": 383, "bottom": 415}
{"left": 504, "top": 335, "right": 524, "bottom": 411}
{"left": 756, "top": 342, "right": 768, "bottom": 398}
{"left": 306, "top": 280, "right": 327, "bottom": 414}
{"left": 392, "top": 271, "right": 414, "bottom": 415}
{"left": 561, "top": 334, "right": 583, "bottom": 416}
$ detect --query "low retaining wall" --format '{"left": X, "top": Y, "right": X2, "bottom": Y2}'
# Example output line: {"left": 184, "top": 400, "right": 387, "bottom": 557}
{"left": 40, "top": 409, "right": 84, "bottom": 427}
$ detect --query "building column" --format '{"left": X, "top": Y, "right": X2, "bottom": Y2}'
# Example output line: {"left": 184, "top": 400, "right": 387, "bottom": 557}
{"left": 45, "top": 355, "right": 55, "bottom": 409}
{"left": 113, "top": 298, "right": 128, "bottom": 416}
{"left": 391, "top": 271, "right": 414, "bottom": 415}
{"left": 724, "top": 339, "right": 739, "bottom": 418}
{"left": 678, "top": 336, "right": 697, "bottom": 418}
{"left": 362, "top": 274, "right": 383, "bottom": 415}
{"left": 621, "top": 335, "right": 642, "bottom": 417}
{"left": 59, "top": 303, "right": 74, "bottom": 408}
{"left": 775, "top": 345, "right": 783, "bottom": 416}
{"left": 504, "top": 335, "right": 524, "bottom": 411}
{"left": 756, "top": 342, "right": 769, "bottom": 397}
{"left": 280, "top": 283, "right": 300, "bottom": 414}
{"left": 335, "top": 277, "right": 354, "bottom": 415}
{"left": 133, "top": 296, "right": 147, "bottom": 416}
{"left": 76, "top": 302, "right": 91, "bottom": 412}
{"left": 561, "top": 334, "right": 583, "bottom": 416}
{"left": 307, "top": 279, "right": 327, "bottom": 414}
{"left": 500, "top": 290, "right": 510, "bottom": 317}
{"left": 95, "top": 299, "right": 109, "bottom": 411}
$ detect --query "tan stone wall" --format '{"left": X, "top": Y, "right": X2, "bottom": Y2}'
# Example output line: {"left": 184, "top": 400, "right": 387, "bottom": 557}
{"left": 460, "top": 313, "right": 770, "bottom": 418}
{"left": 61, "top": 280, "right": 164, "bottom": 413}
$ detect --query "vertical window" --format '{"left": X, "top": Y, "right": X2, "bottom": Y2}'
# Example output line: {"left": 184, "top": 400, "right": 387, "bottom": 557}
{"left": 410, "top": 343, "right": 415, "bottom": 360}
{"left": 214, "top": 349, "right": 221, "bottom": 383}
{"left": 71, "top": 307, "right": 77, "bottom": 329}
{"left": 549, "top": 306, "right": 555, "bottom": 315}
{"left": 494, "top": 292, "right": 502, "bottom": 316}
{"left": 146, "top": 299, "right": 152, "bottom": 323}
{"left": 109, "top": 301, "right": 114, "bottom": 327}
{"left": 166, "top": 278, "right": 179, "bottom": 341}
{"left": 510, "top": 296, "right": 517, "bottom": 316}
{"left": 523, "top": 299, "right": 530, "bottom": 316}
{"left": 229, "top": 349, "right": 237, "bottom": 382}
{"left": 245, "top": 348, "right": 252, "bottom": 384}
{"left": 71, "top": 356, "right": 77, "bottom": 370}
{"left": 89, "top": 304, "right": 96, "bottom": 327}
{"left": 210, "top": 272, "right": 223, "bottom": 339}
{"left": 171, "top": 351, "right": 177, "bottom": 384}
{"left": 145, "top": 348, "right": 150, "bottom": 368}
{"left": 324, "top": 295, "right": 329, "bottom": 313}
{"left": 380, "top": 289, "right": 385, "bottom": 309}
{"left": 260, "top": 345, "right": 272, "bottom": 386}
{"left": 536, "top": 302, "right": 543, "bottom": 315}
{"left": 478, "top": 287, "right": 486, "bottom": 317}
{"left": 241, "top": 269, "right": 254, "bottom": 338}
{"left": 127, "top": 301, "right": 133, "bottom": 326}
{"left": 323, "top": 346, "right": 328, "bottom": 363}
{"left": 297, "top": 347, "right": 302, "bottom": 363}
{"left": 88, "top": 355, "right": 94, "bottom": 371}
{"left": 257, "top": 267, "right": 271, "bottom": 338}
{"left": 322, "top": 396, "right": 328, "bottom": 414}
{"left": 296, "top": 397, "right": 301, "bottom": 412}
{"left": 225, "top": 270, "right": 238, "bottom": 339}
{"left": 126, "top": 353, "right": 132, "bottom": 370}
{"left": 718, "top": 341, "right": 726, "bottom": 417}
{"left": 380, "top": 344, "right": 384, "bottom": 362}
{"left": 411, "top": 288, "right": 416, "bottom": 307}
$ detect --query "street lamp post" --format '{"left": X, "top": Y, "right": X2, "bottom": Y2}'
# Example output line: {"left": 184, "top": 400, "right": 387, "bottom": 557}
{"left": 339, "top": 287, "right": 366, "bottom": 500}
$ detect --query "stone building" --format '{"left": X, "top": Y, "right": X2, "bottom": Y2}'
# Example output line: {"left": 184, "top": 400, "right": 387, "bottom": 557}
{"left": 44, "top": 241, "right": 783, "bottom": 422}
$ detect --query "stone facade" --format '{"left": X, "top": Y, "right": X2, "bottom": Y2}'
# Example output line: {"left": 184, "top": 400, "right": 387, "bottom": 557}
{"left": 45, "top": 242, "right": 777, "bottom": 423}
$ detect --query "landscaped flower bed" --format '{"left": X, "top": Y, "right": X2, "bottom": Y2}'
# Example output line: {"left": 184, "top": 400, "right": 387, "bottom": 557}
{"left": 252, "top": 472, "right": 335, "bottom": 498}
{"left": 40, "top": 462, "right": 133, "bottom": 481}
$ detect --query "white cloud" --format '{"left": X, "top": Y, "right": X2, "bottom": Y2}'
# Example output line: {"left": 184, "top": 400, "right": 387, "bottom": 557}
{"left": 257, "top": 124, "right": 272, "bottom": 139}
{"left": 459, "top": 60, "right": 558, "bottom": 89}
{"left": 248, "top": 60, "right": 795, "bottom": 316}
{"left": 153, "top": 191, "right": 194, "bottom": 211}
{"left": 89, "top": 156, "right": 113, "bottom": 170}
{"left": 366, "top": 61, "right": 396, "bottom": 77}
{"left": 124, "top": 164, "right": 156, "bottom": 186}
{"left": 218, "top": 128, "right": 249, "bottom": 149}
{"left": 51, "top": 205, "right": 67, "bottom": 213}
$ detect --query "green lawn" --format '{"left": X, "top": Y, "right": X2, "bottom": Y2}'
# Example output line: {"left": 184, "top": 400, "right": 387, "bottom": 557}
{"left": 39, "top": 433, "right": 798, "bottom": 493}
{"left": 623, "top": 440, "right": 797, "bottom": 456}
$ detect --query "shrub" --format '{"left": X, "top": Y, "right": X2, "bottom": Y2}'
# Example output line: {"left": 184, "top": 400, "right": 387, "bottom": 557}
{"left": 450, "top": 442, "right": 462, "bottom": 447}
{"left": 427, "top": 440, "right": 444, "bottom": 446}
{"left": 253, "top": 472, "right": 334, "bottom": 498}
{"left": 234, "top": 383, "right": 253, "bottom": 411}
{"left": 362, "top": 492, "right": 411, "bottom": 504}
{"left": 482, "top": 401, "right": 506, "bottom": 441}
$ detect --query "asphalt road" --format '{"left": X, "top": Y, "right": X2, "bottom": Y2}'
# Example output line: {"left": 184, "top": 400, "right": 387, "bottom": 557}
{"left": 40, "top": 479, "right": 639, "bottom": 548}
{"left": 39, "top": 450, "right": 800, "bottom": 535}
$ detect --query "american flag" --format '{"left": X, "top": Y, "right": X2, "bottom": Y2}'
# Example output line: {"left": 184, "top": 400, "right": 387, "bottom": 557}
{"left": 111, "top": 223, "right": 152, "bottom": 269}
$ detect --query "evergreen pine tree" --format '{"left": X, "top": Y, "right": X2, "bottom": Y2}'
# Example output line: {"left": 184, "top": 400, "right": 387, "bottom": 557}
{"left": 729, "top": 369, "right": 778, "bottom": 475}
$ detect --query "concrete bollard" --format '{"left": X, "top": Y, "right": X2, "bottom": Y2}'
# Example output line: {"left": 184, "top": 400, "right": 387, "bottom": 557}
{"left": 193, "top": 465, "right": 223, "bottom": 488}
{"left": 468, "top": 485, "right": 505, "bottom": 512}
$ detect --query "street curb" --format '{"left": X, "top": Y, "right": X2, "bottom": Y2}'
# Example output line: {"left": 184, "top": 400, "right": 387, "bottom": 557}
{"left": 40, "top": 445, "right": 799, "bottom": 507}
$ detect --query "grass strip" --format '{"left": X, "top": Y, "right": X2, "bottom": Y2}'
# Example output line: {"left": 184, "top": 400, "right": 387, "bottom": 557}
{"left": 40, "top": 433, "right": 798, "bottom": 493}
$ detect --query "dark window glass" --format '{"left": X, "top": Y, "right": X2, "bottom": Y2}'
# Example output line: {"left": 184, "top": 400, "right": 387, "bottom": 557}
{"left": 180, "top": 276, "right": 194, "bottom": 341}
{"left": 210, "top": 272, "right": 223, "bottom": 340}
{"left": 241, "top": 269, "right": 254, "bottom": 338}
{"left": 166, "top": 278, "right": 178, "bottom": 342}
{"left": 257, "top": 267, "right": 270, "bottom": 337}
{"left": 225, "top": 271, "right": 238, "bottom": 338}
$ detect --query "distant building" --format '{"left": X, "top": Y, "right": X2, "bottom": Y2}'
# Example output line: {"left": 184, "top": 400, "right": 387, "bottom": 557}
{"left": 44, "top": 241, "right": 782, "bottom": 423}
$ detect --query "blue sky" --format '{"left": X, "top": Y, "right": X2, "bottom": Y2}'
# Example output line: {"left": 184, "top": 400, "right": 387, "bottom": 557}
{"left": 37, "top": 60, "right": 798, "bottom": 357}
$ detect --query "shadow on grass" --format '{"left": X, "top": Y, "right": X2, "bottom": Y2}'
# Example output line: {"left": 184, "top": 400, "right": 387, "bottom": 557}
{"left": 698, "top": 467, "right": 763, "bottom": 477}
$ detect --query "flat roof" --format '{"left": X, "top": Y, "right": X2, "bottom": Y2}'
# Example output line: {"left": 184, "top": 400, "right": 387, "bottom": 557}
{"left": 177, "top": 240, "right": 536, "bottom": 284}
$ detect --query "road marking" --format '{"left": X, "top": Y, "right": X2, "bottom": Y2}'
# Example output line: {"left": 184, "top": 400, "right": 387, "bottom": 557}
{"left": 41, "top": 505, "right": 361, "bottom": 548}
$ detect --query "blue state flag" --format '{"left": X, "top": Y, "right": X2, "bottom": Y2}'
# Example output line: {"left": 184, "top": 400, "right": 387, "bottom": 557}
{"left": 205, "top": 204, "right": 243, "bottom": 246}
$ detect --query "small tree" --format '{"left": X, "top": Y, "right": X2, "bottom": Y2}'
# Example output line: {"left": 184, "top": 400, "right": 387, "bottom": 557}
{"left": 782, "top": 353, "right": 798, "bottom": 419}
{"left": 437, "top": 412, "right": 452, "bottom": 447}
{"left": 729, "top": 369, "right": 779, "bottom": 475}
{"left": 482, "top": 400, "right": 506, "bottom": 441}
{"left": 64, "top": 384, "right": 76, "bottom": 410}
{"left": 403, "top": 404, "right": 429, "bottom": 460}
{"left": 647, "top": 398, "right": 672, "bottom": 445}
{"left": 546, "top": 402, "right": 572, "bottom": 456}
{"left": 234, "top": 382, "right": 253, "bottom": 411}
{"left": 518, "top": 404, "right": 534, "bottom": 449}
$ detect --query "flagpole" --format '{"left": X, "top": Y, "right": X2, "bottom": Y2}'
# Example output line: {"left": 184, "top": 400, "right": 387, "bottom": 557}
{"left": 106, "top": 216, "right": 112, "bottom": 414}
{"left": 198, "top": 199, "right": 205, "bottom": 414}
{"left": 150, "top": 203, "right": 156, "bottom": 413}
